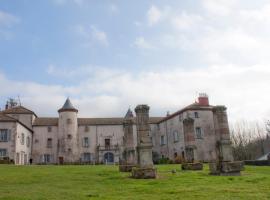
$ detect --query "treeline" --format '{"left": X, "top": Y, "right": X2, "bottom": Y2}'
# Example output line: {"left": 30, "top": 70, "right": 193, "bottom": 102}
{"left": 230, "top": 120, "right": 270, "bottom": 161}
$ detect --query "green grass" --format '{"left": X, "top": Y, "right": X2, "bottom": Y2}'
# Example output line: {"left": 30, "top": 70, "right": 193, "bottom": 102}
{"left": 0, "top": 164, "right": 269, "bottom": 200}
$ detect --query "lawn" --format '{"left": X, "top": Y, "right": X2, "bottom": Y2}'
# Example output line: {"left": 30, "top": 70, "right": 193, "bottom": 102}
{"left": 0, "top": 164, "right": 269, "bottom": 200}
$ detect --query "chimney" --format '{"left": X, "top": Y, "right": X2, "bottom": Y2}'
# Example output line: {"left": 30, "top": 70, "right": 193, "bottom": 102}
{"left": 198, "top": 93, "right": 209, "bottom": 106}
{"left": 5, "top": 102, "right": 8, "bottom": 110}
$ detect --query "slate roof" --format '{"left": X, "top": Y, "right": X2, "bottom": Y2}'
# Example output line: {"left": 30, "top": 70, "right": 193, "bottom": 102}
{"left": 0, "top": 114, "right": 17, "bottom": 122}
{"left": 33, "top": 117, "right": 163, "bottom": 126}
{"left": 158, "top": 102, "right": 214, "bottom": 123}
{"left": 1, "top": 106, "right": 37, "bottom": 117}
{"left": 58, "top": 98, "right": 78, "bottom": 113}
{"left": 0, "top": 113, "right": 33, "bottom": 132}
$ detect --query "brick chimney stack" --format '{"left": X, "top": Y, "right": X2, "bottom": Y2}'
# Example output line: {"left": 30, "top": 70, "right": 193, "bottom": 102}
{"left": 198, "top": 93, "right": 209, "bottom": 106}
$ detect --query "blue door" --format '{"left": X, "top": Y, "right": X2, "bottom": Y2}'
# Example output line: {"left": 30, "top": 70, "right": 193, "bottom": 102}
{"left": 104, "top": 152, "right": 114, "bottom": 163}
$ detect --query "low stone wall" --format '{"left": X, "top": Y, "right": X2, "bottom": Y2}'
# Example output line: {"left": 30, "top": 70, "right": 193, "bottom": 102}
{"left": 209, "top": 161, "right": 244, "bottom": 176}
{"left": 181, "top": 163, "right": 203, "bottom": 170}
{"left": 244, "top": 160, "right": 270, "bottom": 166}
{"left": 131, "top": 167, "right": 157, "bottom": 179}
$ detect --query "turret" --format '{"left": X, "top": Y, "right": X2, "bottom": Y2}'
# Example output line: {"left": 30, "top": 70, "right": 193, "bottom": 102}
{"left": 57, "top": 98, "right": 79, "bottom": 163}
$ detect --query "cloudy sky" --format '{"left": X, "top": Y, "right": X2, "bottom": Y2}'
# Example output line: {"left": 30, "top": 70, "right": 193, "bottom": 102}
{"left": 0, "top": 0, "right": 270, "bottom": 123}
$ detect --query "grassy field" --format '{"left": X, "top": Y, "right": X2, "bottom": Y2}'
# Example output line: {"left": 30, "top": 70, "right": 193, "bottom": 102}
{"left": 0, "top": 164, "right": 269, "bottom": 200}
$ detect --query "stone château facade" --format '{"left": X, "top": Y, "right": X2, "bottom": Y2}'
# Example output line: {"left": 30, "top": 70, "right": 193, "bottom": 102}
{"left": 0, "top": 94, "right": 232, "bottom": 165}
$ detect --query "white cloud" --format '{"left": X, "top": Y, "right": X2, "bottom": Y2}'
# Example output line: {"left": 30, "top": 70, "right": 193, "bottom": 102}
{"left": 2, "top": 63, "right": 270, "bottom": 122}
{"left": 202, "top": 0, "right": 238, "bottom": 16}
{"left": 108, "top": 4, "right": 118, "bottom": 13}
{"left": 147, "top": 5, "right": 162, "bottom": 26}
{"left": 0, "top": 11, "right": 19, "bottom": 27}
{"left": 90, "top": 25, "right": 108, "bottom": 46}
{"left": 74, "top": 25, "right": 108, "bottom": 47}
{"left": 133, "top": 37, "right": 155, "bottom": 50}
{"left": 171, "top": 12, "right": 203, "bottom": 31}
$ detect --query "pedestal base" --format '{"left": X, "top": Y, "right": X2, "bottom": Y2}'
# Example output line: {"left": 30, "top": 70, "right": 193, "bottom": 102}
{"left": 181, "top": 162, "right": 203, "bottom": 170}
{"left": 209, "top": 161, "right": 244, "bottom": 176}
{"left": 119, "top": 164, "right": 136, "bottom": 172}
{"left": 131, "top": 167, "right": 157, "bottom": 179}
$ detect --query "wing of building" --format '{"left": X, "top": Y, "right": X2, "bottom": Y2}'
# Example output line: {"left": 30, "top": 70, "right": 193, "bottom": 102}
{"left": 0, "top": 94, "right": 230, "bottom": 165}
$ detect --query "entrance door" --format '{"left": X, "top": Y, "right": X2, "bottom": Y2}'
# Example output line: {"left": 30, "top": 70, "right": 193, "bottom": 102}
{"left": 59, "top": 157, "right": 64, "bottom": 165}
{"left": 104, "top": 152, "right": 114, "bottom": 164}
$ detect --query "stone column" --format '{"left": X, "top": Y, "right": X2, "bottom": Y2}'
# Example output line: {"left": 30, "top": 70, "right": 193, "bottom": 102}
{"left": 209, "top": 106, "right": 244, "bottom": 175}
{"left": 181, "top": 117, "right": 203, "bottom": 170}
{"left": 131, "top": 105, "right": 156, "bottom": 179}
{"left": 119, "top": 117, "right": 137, "bottom": 172}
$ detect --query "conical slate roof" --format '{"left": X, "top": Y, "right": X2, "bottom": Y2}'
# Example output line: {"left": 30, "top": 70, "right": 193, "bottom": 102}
{"left": 58, "top": 98, "right": 78, "bottom": 113}
{"left": 124, "top": 108, "right": 133, "bottom": 118}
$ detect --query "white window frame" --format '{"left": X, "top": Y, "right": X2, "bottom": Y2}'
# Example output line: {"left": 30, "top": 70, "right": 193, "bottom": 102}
{"left": 0, "top": 149, "right": 7, "bottom": 157}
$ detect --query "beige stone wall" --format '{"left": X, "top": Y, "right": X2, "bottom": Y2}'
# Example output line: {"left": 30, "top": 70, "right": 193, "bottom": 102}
{"left": 15, "top": 123, "right": 33, "bottom": 164}
{"left": 32, "top": 126, "right": 58, "bottom": 164}
{"left": 151, "top": 109, "right": 217, "bottom": 162}
{"left": 0, "top": 122, "right": 17, "bottom": 162}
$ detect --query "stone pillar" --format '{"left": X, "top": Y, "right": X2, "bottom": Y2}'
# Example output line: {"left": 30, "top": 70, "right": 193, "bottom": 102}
{"left": 182, "top": 117, "right": 203, "bottom": 170}
{"left": 119, "top": 116, "right": 137, "bottom": 172}
{"left": 209, "top": 106, "right": 244, "bottom": 175}
{"left": 131, "top": 105, "right": 156, "bottom": 179}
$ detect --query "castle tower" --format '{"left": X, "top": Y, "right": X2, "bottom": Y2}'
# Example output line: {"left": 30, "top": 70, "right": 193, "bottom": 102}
{"left": 57, "top": 98, "right": 79, "bottom": 164}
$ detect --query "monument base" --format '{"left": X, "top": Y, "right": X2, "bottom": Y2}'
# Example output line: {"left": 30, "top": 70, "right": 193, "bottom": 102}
{"left": 131, "top": 167, "right": 157, "bottom": 179}
{"left": 119, "top": 164, "right": 136, "bottom": 172}
{"left": 209, "top": 161, "right": 244, "bottom": 176}
{"left": 181, "top": 162, "right": 203, "bottom": 170}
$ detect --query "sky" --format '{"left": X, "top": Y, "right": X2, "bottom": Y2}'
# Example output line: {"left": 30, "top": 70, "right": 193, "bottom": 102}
{"left": 0, "top": 0, "right": 270, "bottom": 123}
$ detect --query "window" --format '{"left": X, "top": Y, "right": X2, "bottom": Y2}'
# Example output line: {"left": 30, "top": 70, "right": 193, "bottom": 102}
{"left": 105, "top": 139, "right": 110, "bottom": 148}
{"left": 67, "top": 118, "right": 72, "bottom": 124}
{"left": 157, "top": 124, "right": 160, "bottom": 130}
{"left": 21, "top": 133, "right": 25, "bottom": 145}
{"left": 82, "top": 153, "right": 91, "bottom": 162}
{"left": 47, "top": 126, "right": 52, "bottom": 132}
{"left": 160, "top": 135, "right": 165, "bottom": 145}
{"left": 68, "top": 148, "right": 72, "bottom": 153}
{"left": 26, "top": 136, "right": 30, "bottom": 147}
{"left": 0, "top": 149, "right": 7, "bottom": 157}
{"left": 195, "top": 127, "right": 203, "bottom": 139}
{"left": 84, "top": 126, "right": 89, "bottom": 132}
{"left": 44, "top": 154, "right": 51, "bottom": 163}
{"left": 194, "top": 112, "right": 199, "bottom": 118}
{"left": 47, "top": 138, "right": 52, "bottom": 148}
{"left": 83, "top": 137, "right": 89, "bottom": 148}
{"left": 173, "top": 131, "right": 179, "bottom": 142}
{"left": 0, "top": 129, "right": 10, "bottom": 142}
{"left": 67, "top": 134, "right": 72, "bottom": 139}
{"left": 35, "top": 139, "right": 39, "bottom": 143}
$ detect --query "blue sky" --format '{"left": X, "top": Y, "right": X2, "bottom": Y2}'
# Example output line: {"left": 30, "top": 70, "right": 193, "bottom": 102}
{"left": 0, "top": 0, "right": 270, "bottom": 123}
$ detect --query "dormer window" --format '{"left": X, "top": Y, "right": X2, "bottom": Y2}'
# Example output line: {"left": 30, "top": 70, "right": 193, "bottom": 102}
{"left": 84, "top": 126, "right": 89, "bottom": 132}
